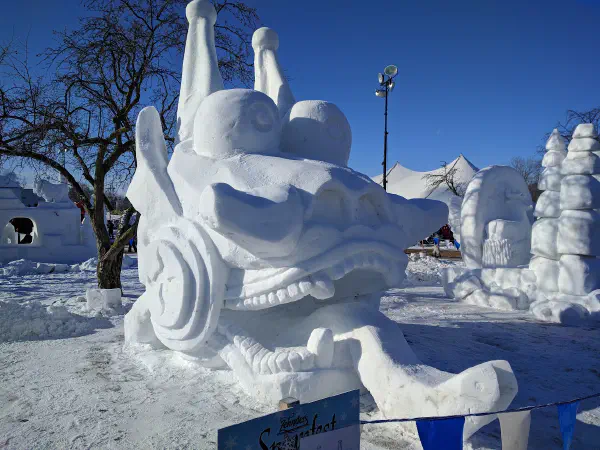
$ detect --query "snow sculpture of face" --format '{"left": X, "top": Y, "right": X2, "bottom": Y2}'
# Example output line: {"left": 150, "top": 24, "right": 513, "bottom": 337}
{"left": 125, "top": 0, "right": 517, "bottom": 438}
{"left": 460, "top": 166, "right": 533, "bottom": 269}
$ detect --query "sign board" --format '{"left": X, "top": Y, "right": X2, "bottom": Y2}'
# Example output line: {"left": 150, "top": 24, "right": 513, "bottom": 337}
{"left": 218, "top": 390, "right": 360, "bottom": 450}
{"left": 300, "top": 423, "right": 360, "bottom": 450}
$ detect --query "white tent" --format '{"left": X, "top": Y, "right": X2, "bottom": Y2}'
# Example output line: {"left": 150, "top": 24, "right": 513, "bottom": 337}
{"left": 373, "top": 154, "right": 478, "bottom": 204}
{"left": 373, "top": 155, "right": 479, "bottom": 239}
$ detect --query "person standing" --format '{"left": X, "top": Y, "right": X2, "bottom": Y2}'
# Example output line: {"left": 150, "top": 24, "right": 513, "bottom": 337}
{"left": 432, "top": 235, "right": 441, "bottom": 258}
{"left": 128, "top": 236, "right": 137, "bottom": 253}
{"left": 108, "top": 220, "right": 115, "bottom": 239}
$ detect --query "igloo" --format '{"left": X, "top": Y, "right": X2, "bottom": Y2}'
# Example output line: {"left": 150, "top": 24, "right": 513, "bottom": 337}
{"left": 0, "top": 173, "right": 95, "bottom": 264}
{"left": 124, "top": 0, "right": 518, "bottom": 438}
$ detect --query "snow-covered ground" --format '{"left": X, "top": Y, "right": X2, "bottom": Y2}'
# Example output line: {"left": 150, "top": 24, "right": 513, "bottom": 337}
{"left": 0, "top": 256, "right": 598, "bottom": 449}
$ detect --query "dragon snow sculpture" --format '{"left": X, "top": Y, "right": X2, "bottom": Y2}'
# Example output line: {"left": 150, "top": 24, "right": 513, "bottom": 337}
{"left": 125, "top": 0, "right": 517, "bottom": 438}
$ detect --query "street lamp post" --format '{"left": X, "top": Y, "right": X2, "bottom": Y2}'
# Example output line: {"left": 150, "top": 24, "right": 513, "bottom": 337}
{"left": 375, "top": 65, "right": 398, "bottom": 191}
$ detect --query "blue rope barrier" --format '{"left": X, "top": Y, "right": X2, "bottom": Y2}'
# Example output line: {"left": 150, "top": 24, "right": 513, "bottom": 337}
{"left": 360, "top": 392, "right": 600, "bottom": 425}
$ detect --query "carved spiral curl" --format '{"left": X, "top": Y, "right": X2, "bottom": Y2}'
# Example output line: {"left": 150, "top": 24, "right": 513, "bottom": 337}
{"left": 141, "top": 218, "right": 227, "bottom": 357}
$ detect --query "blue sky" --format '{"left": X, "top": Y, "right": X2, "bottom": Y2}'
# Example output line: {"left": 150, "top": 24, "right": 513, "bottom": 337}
{"left": 1, "top": 0, "right": 599, "bottom": 180}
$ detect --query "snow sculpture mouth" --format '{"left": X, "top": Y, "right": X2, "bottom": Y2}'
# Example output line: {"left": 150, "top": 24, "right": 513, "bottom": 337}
{"left": 124, "top": 0, "right": 518, "bottom": 440}
{"left": 224, "top": 246, "right": 405, "bottom": 311}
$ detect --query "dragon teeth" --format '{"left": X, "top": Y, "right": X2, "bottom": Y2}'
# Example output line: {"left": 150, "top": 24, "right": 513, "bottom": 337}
{"left": 329, "top": 263, "right": 346, "bottom": 280}
{"left": 287, "top": 283, "right": 300, "bottom": 298}
{"left": 310, "top": 275, "right": 335, "bottom": 300}
{"left": 225, "top": 252, "right": 399, "bottom": 310}
{"left": 276, "top": 288, "right": 288, "bottom": 302}
{"left": 298, "top": 280, "right": 313, "bottom": 294}
{"left": 268, "top": 292, "right": 278, "bottom": 305}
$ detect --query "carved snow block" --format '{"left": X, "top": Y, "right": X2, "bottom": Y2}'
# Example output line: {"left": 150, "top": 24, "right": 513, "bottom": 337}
{"left": 562, "top": 152, "right": 600, "bottom": 175}
{"left": 441, "top": 268, "right": 482, "bottom": 299}
{"left": 531, "top": 218, "right": 559, "bottom": 260}
{"left": 534, "top": 190, "right": 560, "bottom": 218}
{"left": 441, "top": 267, "right": 465, "bottom": 297}
{"left": 567, "top": 137, "right": 600, "bottom": 152}
{"left": 558, "top": 210, "right": 600, "bottom": 256}
{"left": 482, "top": 220, "right": 531, "bottom": 268}
{"left": 560, "top": 175, "right": 600, "bottom": 210}
{"left": 529, "top": 256, "right": 559, "bottom": 293}
{"left": 558, "top": 255, "right": 600, "bottom": 296}
{"left": 541, "top": 150, "right": 566, "bottom": 168}
{"left": 480, "top": 268, "right": 536, "bottom": 292}
{"left": 538, "top": 166, "right": 562, "bottom": 192}
{"left": 86, "top": 288, "right": 122, "bottom": 310}
{"left": 35, "top": 263, "right": 54, "bottom": 274}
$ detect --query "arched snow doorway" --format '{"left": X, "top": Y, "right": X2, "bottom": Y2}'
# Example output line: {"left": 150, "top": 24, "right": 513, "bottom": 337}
{"left": 2, "top": 217, "right": 38, "bottom": 245}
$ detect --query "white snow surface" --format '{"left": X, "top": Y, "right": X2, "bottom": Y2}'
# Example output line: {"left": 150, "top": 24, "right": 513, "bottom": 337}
{"left": 0, "top": 255, "right": 136, "bottom": 276}
{"left": 1, "top": 256, "right": 598, "bottom": 449}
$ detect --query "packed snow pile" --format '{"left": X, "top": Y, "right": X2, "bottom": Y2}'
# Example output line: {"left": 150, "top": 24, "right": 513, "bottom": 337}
{"left": 0, "top": 299, "right": 106, "bottom": 342}
{"left": 0, "top": 171, "right": 20, "bottom": 188}
{"left": 0, "top": 259, "right": 71, "bottom": 276}
{"left": 0, "top": 255, "right": 136, "bottom": 276}
{"left": 78, "top": 257, "right": 98, "bottom": 272}
{"left": 74, "top": 255, "right": 136, "bottom": 272}
{"left": 405, "top": 254, "right": 464, "bottom": 285}
{"left": 85, "top": 288, "right": 123, "bottom": 316}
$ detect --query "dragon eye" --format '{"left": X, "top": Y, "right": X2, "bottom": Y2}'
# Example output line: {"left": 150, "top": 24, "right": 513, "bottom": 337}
{"left": 250, "top": 102, "right": 274, "bottom": 133}
{"left": 193, "top": 89, "right": 281, "bottom": 158}
{"left": 281, "top": 100, "right": 352, "bottom": 166}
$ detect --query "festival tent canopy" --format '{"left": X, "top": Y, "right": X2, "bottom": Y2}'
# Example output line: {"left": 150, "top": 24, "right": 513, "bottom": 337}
{"left": 372, "top": 154, "right": 479, "bottom": 204}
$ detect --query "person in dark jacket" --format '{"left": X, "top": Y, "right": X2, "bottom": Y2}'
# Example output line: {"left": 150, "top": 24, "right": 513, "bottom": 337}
{"left": 108, "top": 220, "right": 115, "bottom": 239}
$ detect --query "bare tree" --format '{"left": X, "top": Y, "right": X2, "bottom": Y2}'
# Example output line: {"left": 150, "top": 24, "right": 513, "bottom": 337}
{"left": 510, "top": 156, "right": 542, "bottom": 202}
{"left": 509, "top": 156, "right": 541, "bottom": 186}
{"left": 526, "top": 106, "right": 600, "bottom": 201}
{"left": 422, "top": 160, "right": 467, "bottom": 198}
{"left": 555, "top": 108, "right": 600, "bottom": 142}
{"left": 0, "top": 0, "right": 259, "bottom": 289}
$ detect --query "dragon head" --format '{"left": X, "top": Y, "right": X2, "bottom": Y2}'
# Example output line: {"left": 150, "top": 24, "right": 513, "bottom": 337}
{"left": 126, "top": 0, "right": 447, "bottom": 360}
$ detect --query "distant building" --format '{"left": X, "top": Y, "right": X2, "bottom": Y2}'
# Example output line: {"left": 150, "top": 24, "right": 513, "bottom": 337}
{"left": 0, "top": 173, "right": 96, "bottom": 264}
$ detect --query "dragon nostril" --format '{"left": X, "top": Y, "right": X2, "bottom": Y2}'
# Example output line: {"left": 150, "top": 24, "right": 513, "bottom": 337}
{"left": 355, "top": 194, "right": 385, "bottom": 227}
{"left": 310, "top": 189, "right": 350, "bottom": 227}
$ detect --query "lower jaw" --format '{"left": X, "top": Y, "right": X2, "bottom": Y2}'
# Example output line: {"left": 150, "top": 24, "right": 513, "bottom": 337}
{"left": 220, "top": 271, "right": 389, "bottom": 345}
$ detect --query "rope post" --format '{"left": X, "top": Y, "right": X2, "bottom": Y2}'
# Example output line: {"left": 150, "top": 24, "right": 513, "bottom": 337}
{"left": 278, "top": 397, "right": 300, "bottom": 411}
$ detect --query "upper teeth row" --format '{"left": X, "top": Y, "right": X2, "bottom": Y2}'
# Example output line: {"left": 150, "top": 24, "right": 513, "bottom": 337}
{"left": 224, "top": 252, "right": 400, "bottom": 311}
{"left": 324, "top": 253, "right": 395, "bottom": 281}
{"left": 224, "top": 274, "right": 335, "bottom": 310}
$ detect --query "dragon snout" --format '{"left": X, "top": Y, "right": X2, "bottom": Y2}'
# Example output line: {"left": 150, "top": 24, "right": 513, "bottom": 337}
{"left": 307, "top": 183, "right": 394, "bottom": 228}
{"left": 199, "top": 177, "right": 448, "bottom": 261}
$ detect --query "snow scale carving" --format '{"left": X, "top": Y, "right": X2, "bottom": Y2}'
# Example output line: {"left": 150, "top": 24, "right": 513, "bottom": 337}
{"left": 124, "top": 0, "right": 517, "bottom": 438}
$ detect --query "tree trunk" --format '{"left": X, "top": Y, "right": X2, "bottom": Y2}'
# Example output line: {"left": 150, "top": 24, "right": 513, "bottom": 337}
{"left": 97, "top": 244, "right": 124, "bottom": 289}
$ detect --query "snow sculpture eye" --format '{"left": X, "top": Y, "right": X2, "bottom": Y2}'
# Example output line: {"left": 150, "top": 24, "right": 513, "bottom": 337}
{"left": 193, "top": 89, "right": 281, "bottom": 158}
{"left": 281, "top": 100, "right": 352, "bottom": 166}
{"left": 249, "top": 101, "right": 274, "bottom": 132}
